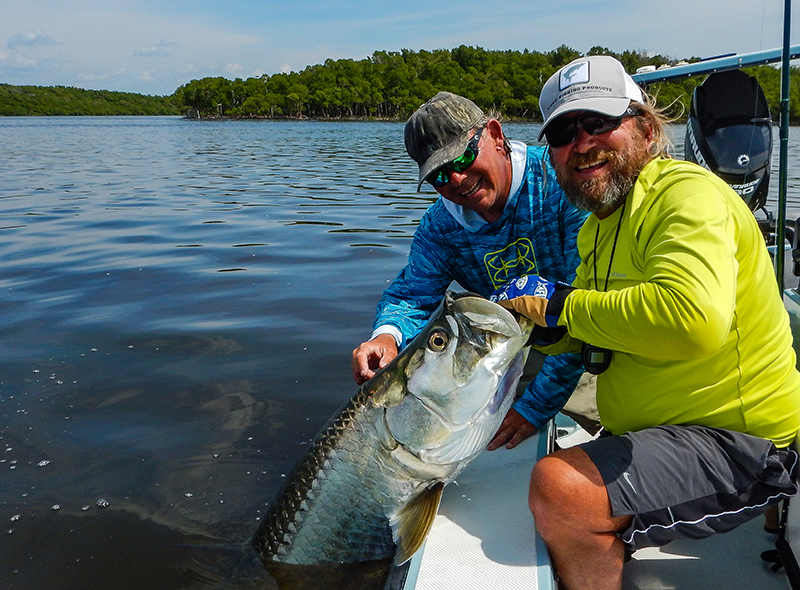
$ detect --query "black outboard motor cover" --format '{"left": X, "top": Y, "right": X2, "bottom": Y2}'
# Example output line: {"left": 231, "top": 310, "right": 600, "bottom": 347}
{"left": 684, "top": 69, "right": 773, "bottom": 211}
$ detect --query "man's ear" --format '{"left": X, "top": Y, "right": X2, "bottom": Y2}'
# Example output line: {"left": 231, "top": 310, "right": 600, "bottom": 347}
{"left": 486, "top": 119, "right": 506, "bottom": 152}
{"left": 639, "top": 115, "right": 654, "bottom": 144}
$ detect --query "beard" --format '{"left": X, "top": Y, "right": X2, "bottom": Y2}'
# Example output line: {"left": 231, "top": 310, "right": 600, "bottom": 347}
{"left": 551, "top": 132, "right": 652, "bottom": 215}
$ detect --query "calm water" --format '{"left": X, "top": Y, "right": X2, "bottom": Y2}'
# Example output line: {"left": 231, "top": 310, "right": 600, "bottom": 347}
{"left": 2, "top": 117, "right": 800, "bottom": 589}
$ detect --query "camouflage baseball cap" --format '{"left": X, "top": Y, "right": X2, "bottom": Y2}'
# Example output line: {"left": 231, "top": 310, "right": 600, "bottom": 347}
{"left": 404, "top": 92, "right": 485, "bottom": 191}
{"left": 538, "top": 55, "right": 643, "bottom": 141}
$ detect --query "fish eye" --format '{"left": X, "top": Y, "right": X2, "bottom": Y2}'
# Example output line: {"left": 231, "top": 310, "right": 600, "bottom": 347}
{"left": 427, "top": 330, "right": 449, "bottom": 352}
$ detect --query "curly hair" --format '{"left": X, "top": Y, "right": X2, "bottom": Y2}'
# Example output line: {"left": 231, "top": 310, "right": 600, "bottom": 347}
{"left": 631, "top": 92, "right": 675, "bottom": 159}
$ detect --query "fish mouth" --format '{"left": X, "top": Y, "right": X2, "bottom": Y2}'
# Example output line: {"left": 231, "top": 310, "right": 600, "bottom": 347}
{"left": 402, "top": 348, "right": 526, "bottom": 464}
{"left": 406, "top": 343, "right": 525, "bottom": 424}
{"left": 404, "top": 388, "right": 474, "bottom": 429}
{"left": 448, "top": 293, "right": 524, "bottom": 339}
{"left": 385, "top": 293, "right": 531, "bottom": 464}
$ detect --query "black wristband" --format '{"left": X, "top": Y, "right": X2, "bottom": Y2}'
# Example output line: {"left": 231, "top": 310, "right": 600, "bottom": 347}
{"left": 545, "top": 283, "right": 576, "bottom": 319}
{"left": 527, "top": 325, "right": 568, "bottom": 347}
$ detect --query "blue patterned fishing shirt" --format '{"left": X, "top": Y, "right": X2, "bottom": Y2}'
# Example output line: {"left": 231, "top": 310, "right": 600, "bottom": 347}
{"left": 373, "top": 142, "right": 589, "bottom": 428}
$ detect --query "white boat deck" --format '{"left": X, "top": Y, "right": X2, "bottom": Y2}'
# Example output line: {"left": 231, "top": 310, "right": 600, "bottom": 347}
{"left": 403, "top": 417, "right": 797, "bottom": 590}
{"left": 406, "top": 428, "right": 555, "bottom": 590}
{"left": 623, "top": 517, "right": 788, "bottom": 590}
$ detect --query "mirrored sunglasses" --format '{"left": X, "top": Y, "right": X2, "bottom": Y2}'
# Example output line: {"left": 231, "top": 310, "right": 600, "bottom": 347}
{"left": 544, "top": 106, "right": 639, "bottom": 148}
{"left": 427, "top": 125, "right": 486, "bottom": 188}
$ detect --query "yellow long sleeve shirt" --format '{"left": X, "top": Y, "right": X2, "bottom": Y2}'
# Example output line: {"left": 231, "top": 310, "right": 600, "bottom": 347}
{"left": 552, "top": 158, "right": 800, "bottom": 447}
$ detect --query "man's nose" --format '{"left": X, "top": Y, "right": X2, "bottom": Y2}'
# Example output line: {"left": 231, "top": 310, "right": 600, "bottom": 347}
{"left": 448, "top": 169, "right": 469, "bottom": 184}
{"left": 571, "top": 125, "right": 597, "bottom": 152}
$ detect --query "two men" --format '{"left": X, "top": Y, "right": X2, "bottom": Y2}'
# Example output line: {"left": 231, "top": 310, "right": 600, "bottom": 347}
{"left": 354, "top": 55, "right": 799, "bottom": 589}
{"left": 495, "top": 55, "right": 800, "bottom": 589}
{"left": 351, "top": 91, "right": 590, "bottom": 449}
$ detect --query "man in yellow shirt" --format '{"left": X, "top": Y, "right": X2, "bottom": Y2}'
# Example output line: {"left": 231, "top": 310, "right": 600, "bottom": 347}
{"left": 494, "top": 55, "right": 800, "bottom": 590}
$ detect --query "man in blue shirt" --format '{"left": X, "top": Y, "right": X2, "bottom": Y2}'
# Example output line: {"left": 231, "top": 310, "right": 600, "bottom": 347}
{"left": 351, "top": 91, "right": 590, "bottom": 449}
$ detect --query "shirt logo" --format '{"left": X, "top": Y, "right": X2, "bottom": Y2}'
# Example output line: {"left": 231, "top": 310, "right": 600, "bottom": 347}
{"left": 560, "top": 61, "right": 590, "bottom": 90}
{"left": 623, "top": 471, "right": 637, "bottom": 494}
{"left": 484, "top": 238, "right": 538, "bottom": 288}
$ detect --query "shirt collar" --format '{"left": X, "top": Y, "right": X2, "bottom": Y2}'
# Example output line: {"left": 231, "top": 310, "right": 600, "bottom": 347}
{"left": 442, "top": 140, "right": 526, "bottom": 231}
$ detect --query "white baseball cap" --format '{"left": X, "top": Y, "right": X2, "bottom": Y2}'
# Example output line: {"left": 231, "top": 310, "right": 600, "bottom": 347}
{"left": 538, "top": 55, "right": 644, "bottom": 141}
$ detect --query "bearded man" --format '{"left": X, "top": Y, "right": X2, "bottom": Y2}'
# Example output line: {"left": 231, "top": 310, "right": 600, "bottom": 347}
{"left": 493, "top": 55, "right": 800, "bottom": 590}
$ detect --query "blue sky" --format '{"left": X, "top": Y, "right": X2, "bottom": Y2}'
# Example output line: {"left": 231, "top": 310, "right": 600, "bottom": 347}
{"left": 1, "top": 0, "right": 797, "bottom": 96}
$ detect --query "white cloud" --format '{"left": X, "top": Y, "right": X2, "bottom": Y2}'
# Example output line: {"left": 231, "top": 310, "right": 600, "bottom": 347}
{"left": 133, "top": 40, "right": 177, "bottom": 58}
{"left": 7, "top": 30, "right": 59, "bottom": 50}
{"left": 2, "top": 54, "right": 45, "bottom": 71}
{"left": 0, "top": 0, "right": 796, "bottom": 96}
{"left": 0, "top": 1, "right": 269, "bottom": 93}
{"left": 77, "top": 69, "right": 126, "bottom": 82}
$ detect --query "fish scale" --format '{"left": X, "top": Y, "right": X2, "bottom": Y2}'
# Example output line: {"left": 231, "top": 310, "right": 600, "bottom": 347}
{"left": 253, "top": 292, "right": 532, "bottom": 568}
{"left": 257, "top": 390, "right": 406, "bottom": 563}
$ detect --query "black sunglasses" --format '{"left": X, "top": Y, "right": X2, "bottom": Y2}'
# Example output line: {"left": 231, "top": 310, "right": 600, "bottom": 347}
{"left": 427, "top": 125, "right": 486, "bottom": 188}
{"left": 544, "top": 106, "right": 640, "bottom": 148}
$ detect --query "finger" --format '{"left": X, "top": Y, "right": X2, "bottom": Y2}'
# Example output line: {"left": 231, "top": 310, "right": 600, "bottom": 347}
{"left": 352, "top": 350, "right": 373, "bottom": 384}
{"left": 505, "top": 431, "right": 523, "bottom": 450}
{"left": 352, "top": 353, "right": 364, "bottom": 382}
{"left": 505, "top": 425, "right": 536, "bottom": 449}
{"left": 487, "top": 427, "right": 512, "bottom": 451}
{"left": 356, "top": 365, "right": 376, "bottom": 385}
{"left": 352, "top": 365, "right": 365, "bottom": 384}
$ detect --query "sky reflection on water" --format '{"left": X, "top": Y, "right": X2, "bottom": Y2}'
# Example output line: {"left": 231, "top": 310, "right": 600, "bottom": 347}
{"left": 1, "top": 117, "right": 800, "bottom": 589}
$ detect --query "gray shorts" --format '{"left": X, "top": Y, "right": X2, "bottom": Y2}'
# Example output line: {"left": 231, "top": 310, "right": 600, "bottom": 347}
{"left": 580, "top": 425, "right": 798, "bottom": 551}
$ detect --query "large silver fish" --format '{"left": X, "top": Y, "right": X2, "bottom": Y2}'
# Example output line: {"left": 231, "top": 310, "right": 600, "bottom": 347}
{"left": 252, "top": 291, "right": 532, "bottom": 571}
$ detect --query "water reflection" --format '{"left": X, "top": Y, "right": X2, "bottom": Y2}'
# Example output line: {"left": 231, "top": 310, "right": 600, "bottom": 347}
{"left": 264, "top": 559, "right": 410, "bottom": 590}
{"left": 1, "top": 117, "right": 800, "bottom": 589}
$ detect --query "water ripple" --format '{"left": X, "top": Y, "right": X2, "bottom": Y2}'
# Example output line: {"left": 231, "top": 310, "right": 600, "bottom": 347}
{"left": 2, "top": 116, "right": 800, "bottom": 589}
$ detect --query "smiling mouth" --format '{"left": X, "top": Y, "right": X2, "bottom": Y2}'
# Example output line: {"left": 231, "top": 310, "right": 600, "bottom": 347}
{"left": 575, "top": 158, "right": 607, "bottom": 172}
{"left": 460, "top": 179, "right": 481, "bottom": 198}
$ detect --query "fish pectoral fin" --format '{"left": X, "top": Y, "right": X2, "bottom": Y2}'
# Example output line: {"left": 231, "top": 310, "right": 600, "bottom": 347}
{"left": 390, "top": 481, "right": 444, "bottom": 565}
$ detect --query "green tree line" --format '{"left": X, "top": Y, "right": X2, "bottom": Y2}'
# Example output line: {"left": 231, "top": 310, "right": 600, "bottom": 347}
{"left": 172, "top": 45, "right": 800, "bottom": 123}
{"left": 0, "top": 84, "right": 180, "bottom": 116}
{"left": 2, "top": 45, "right": 798, "bottom": 121}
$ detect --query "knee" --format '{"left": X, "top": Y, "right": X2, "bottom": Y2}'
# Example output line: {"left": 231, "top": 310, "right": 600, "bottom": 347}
{"left": 528, "top": 454, "right": 573, "bottom": 536}
{"left": 528, "top": 448, "right": 606, "bottom": 539}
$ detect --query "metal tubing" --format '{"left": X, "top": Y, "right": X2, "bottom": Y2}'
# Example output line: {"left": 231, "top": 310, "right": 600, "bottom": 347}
{"left": 776, "top": 0, "right": 792, "bottom": 293}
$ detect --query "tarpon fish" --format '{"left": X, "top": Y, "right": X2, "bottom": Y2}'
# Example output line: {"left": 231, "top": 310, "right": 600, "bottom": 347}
{"left": 252, "top": 291, "right": 532, "bottom": 569}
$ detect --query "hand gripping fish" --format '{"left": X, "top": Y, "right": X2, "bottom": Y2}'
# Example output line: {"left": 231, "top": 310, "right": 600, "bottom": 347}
{"left": 252, "top": 292, "right": 533, "bottom": 568}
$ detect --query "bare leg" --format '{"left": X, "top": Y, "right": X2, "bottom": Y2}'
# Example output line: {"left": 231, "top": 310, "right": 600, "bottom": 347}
{"left": 529, "top": 446, "right": 632, "bottom": 590}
